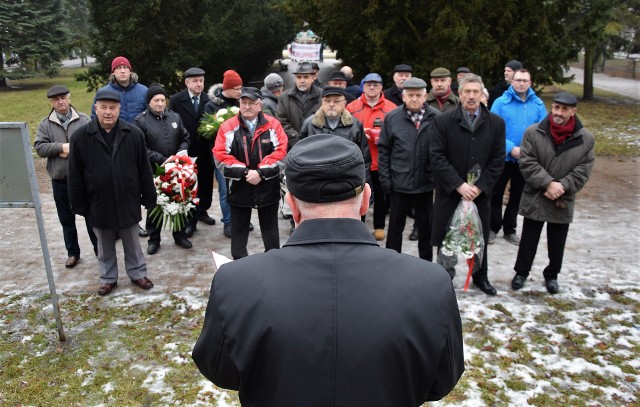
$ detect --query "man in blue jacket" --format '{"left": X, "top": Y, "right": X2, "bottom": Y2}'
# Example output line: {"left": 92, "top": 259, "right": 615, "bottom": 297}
{"left": 489, "top": 69, "right": 547, "bottom": 245}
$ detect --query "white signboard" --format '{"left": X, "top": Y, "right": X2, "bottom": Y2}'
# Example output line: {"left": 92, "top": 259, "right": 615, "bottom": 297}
{"left": 290, "top": 42, "right": 322, "bottom": 62}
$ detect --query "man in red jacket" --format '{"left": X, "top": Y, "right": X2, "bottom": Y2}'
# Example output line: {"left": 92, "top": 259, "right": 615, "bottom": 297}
{"left": 213, "top": 87, "right": 288, "bottom": 259}
{"left": 347, "top": 73, "right": 397, "bottom": 240}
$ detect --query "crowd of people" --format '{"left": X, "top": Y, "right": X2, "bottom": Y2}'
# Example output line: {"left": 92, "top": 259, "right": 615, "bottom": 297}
{"left": 32, "top": 54, "right": 595, "bottom": 404}
{"left": 34, "top": 55, "right": 595, "bottom": 298}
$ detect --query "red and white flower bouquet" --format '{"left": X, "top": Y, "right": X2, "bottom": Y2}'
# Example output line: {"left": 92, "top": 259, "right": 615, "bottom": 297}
{"left": 149, "top": 152, "right": 199, "bottom": 231}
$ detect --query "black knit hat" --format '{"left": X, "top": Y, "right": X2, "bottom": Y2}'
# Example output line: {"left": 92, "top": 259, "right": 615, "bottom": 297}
{"left": 146, "top": 84, "right": 167, "bottom": 104}
{"left": 285, "top": 134, "right": 365, "bottom": 203}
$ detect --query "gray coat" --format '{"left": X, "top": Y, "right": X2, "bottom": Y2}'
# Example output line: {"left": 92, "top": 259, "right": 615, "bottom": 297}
{"left": 276, "top": 85, "right": 322, "bottom": 149}
{"left": 34, "top": 107, "right": 90, "bottom": 180}
{"left": 518, "top": 115, "right": 595, "bottom": 224}
{"left": 260, "top": 87, "right": 279, "bottom": 117}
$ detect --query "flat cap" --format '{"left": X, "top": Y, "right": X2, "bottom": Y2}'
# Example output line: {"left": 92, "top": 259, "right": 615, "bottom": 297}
{"left": 505, "top": 60, "right": 523, "bottom": 71}
{"left": 184, "top": 67, "right": 205, "bottom": 78}
{"left": 430, "top": 67, "right": 451, "bottom": 78}
{"left": 402, "top": 77, "right": 427, "bottom": 89}
{"left": 294, "top": 62, "right": 315, "bottom": 74}
{"left": 457, "top": 67, "right": 471, "bottom": 74}
{"left": 553, "top": 91, "right": 578, "bottom": 107}
{"left": 322, "top": 86, "right": 346, "bottom": 98}
{"left": 47, "top": 85, "right": 70, "bottom": 98}
{"left": 328, "top": 71, "right": 347, "bottom": 82}
{"left": 264, "top": 73, "right": 284, "bottom": 90}
{"left": 240, "top": 87, "right": 262, "bottom": 100}
{"left": 362, "top": 73, "right": 383, "bottom": 84}
{"left": 394, "top": 64, "right": 413, "bottom": 73}
{"left": 285, "top": 134, "right": 365, "bottom": 203}
{"left": 95, "top": 88, "right": 121, "bottom": 102}
{"left": 311, "top": 62, "right": 320, "bottom": 71}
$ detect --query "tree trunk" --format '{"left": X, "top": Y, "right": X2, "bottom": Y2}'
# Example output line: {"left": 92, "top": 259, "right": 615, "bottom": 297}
{"left": 583, "top": 45, "right": 595, "bottom": 101}
{"left": 0, "top": 48, "right": 7, "bottom": 89}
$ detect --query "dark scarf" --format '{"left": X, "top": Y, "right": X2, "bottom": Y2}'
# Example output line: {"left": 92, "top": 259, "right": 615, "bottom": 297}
{"left": 435, "top": 88, "right": 452, "bottom": 109}
{"left": 549, "top": 115, "right": 575, "bottom": 146}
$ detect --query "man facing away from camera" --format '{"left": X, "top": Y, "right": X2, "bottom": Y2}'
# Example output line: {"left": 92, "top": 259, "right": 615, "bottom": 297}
{"left": 193, "top": 134, "right": 464, "bottom": 407}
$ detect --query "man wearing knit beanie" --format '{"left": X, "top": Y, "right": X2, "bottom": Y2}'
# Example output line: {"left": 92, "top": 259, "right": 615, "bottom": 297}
{"left": 134, "top": 84, "right": 192, "bottom": 255}
{"left": 194, "top": 69, "right": 247, "bottom": 239}
{"left": 488, "top": 59, "right": 523, "bottom": 108}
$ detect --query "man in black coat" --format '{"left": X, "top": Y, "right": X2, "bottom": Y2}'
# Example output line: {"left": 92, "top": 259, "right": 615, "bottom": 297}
{"left": 430, "top": 73, "right": 506, "bottom": 295}
{"left": 169, "top": 67, "right": 221, "bottom": 236}
{"left": 135, "top": 84, "right": 192, "bottom": 255}
{"left": 68, "top": 88, "right": 156, "bottom": 296}
{"left": 378, "top": 77, "right": 440, "bottom": 261}
{"left": 383, "top": 63, "right": 412, "bottom": 106}
{"left": 193, "top": 134, "right": 464, "bottom": 406}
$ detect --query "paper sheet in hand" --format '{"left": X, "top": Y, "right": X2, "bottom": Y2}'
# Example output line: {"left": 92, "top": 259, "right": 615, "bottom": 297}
{"left": 212, "top": 251, "right": 233, "bottom": 272}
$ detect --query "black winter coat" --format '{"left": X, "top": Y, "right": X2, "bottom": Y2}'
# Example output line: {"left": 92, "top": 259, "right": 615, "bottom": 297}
{"left": 377, "top": 104, "right": 440, "bottom": 194}
{"left": 193, "top": 218, "right": 464, "bottom": 407}
{"left": 169, "top": 88, "right": 211, "bottom": 167}
{"left": 383, "top": 84, "right": 404, "bottom": 106}
{"left": 134, "top": 108, "right": 190, "bottom": 166}
{"left": 429, "top": 104, "right": 505, "bottom": 246}
{"left": 68, "top": 119, "right": 156, "bottom": 229}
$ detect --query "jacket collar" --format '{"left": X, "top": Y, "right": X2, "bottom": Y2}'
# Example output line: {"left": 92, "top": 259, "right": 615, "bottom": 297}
{"left": 48, "top": 106, "right": 80, "bottom": 125}
{"left": 311, "top": 108, "right": 354, "bottom": 127}
{"left": 452, "top": 103, "right": 490, "bottom": 131}
{"left": 284, "top": 218, "right": 380, "bottom": 247}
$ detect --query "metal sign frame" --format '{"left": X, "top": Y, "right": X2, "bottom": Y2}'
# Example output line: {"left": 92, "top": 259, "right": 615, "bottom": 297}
{"left": 0, "top": 122, "right": 66, "bottom": 341}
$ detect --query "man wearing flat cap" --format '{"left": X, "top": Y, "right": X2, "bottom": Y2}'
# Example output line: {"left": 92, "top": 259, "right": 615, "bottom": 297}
{"left": 276, "top": 61, "right": 323, "bottom": 149}
{"left": 451, "top": 67, "right": 471, "bottom": 96}
{"left": 300, "top": 86, "right": 370, "bottom": 176}
{"left": 326, "top": 71, "right": 356, "bottom": 103}
{"left": 68, "top": 88, "right": 156, "bottom": 296}
{"left": 34, "top": 85, "right": 98, "bottom": 268}
{"left": 261, "top": 73, "right": 284, "bottom": 117}
{"left": 347, "top": 72, "right": 397, "bottom": 241}
{"left": 213, "top": 87, "right": 288, "bottom": 259}
{"left": 511, "top": 92, "right": 595, "bottom": 294}
{"left": 378, "top": 77, "right": 441, "bottom": 262}
{"left": 134, "top": 84, "right": 192, "bottom": 255}
{"left": 426, "top": 67, "right": 460, "bottom": 113}
{"left": 383, "top": 63, "right": 412, "bottom": 106}
{"left": 193, "top": 134, "right": 464, "bottom": 406}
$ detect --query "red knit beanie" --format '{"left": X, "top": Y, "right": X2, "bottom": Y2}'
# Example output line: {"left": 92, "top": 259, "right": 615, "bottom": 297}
{"left": 222, "top": 70, "right": 243, "bottom": 90}
{"left": 111, "top": 56, "right": 132, "bottom": 73}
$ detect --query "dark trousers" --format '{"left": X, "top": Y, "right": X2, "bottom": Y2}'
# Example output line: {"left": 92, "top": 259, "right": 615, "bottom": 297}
{"left": 53, "top": 179, "right": 97, "bottom": 257}
{"left": 490, "top": 161, "right": 525, "bottom": 235}
{"left": 370, "top": 170, "right": 388, "bottom": 230}
{"left": 514, "top": 217, "right": 570, "bottom": 280}
{"left": 230, "top": 202, "right": 280, "bottom": 259}
{"left": 189, "top": 138, "right": 214, "bottom": 228}
{"left": 386, "top": 191, "right": 433, "bottom": 261}
{"left": 145, "top": 211, "right": 186, "bottom": 244}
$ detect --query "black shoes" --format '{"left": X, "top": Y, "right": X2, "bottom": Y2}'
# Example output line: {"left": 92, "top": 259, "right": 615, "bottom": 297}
{"left": 473, "top": 280, "right": 497, "bottom": 296}
{"left": 223, "top": 224, "right": 232, "bottom": 238}
{"left": 185, "top": 224, "right": 196, "bottom": 238}
{"left": 511, "top": 274, "right": 527, "bottom": 290}
{"left": 175, "top": 237, "right": 193, "bottom": 249}
{"left": 138, "top": 225, "right": 148, "bottom": 237}
{"left": 147, "top": 242, "right": 160, "bottom": 255}
{"left": 199, "top": 212, "right": 216, "bottom": 225}
{"left": 545, "top": 279, "right": 559, "bottom": 294}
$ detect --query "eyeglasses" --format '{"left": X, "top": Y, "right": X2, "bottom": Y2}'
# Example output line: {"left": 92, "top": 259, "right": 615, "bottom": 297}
{"left": 513, "top": 79, "right": 530, "bottom": 83}
{"left": 322, "top": 98, "right": 345, "bottom": 104}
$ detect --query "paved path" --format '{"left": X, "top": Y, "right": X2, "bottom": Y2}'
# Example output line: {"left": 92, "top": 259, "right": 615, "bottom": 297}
{"left": 567, "top": 66, "right": 640, "bottom": 100}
